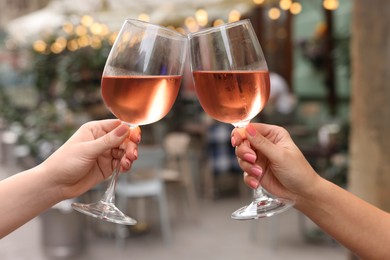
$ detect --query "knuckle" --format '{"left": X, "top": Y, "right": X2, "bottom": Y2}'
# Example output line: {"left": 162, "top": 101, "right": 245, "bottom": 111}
{"left": 103, "top": 133, "right": 111, "bottom": 146}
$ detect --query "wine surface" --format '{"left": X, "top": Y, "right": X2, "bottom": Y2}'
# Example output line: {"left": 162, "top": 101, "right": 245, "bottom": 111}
{"left": 101, "top": 75, "right": 181, "bottom": 126}
{"left": 192, "top": 71, "right": 270, "bottom": 125}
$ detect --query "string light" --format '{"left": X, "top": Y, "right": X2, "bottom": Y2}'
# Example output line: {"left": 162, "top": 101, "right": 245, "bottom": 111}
{"left": 279, "top": 0, "right": 292, "bottom": 10}
{"left": 33, "top": 14, "right": 116, "bottom": 54}
{"left": 75, "top": 25, "right": 88, "bottom": 36}
{"left": 195, "top": 8, "right": 208, "bottom": 27}
{"left": 185, "top": 16, "right": 199, "bottom": 32}
{"left": 90, "top": 36, "right": 102, "bottom": 49}
{"left": 138, "top": 13, "right": 150, "bottom": 22}
{"left": 80, "top": 15, "right": 94, "bottom": 27}
{"left": 253, "top": 0, "right": 265, "bottom": 5}
{"left": 77, "top": 35, "right": 90, "bottom": 48}
{"left": 323, "top": 0, "right": 339, "bottom": 10}
{"left": 51, "top": 41, "right": 65, "bottom": 54}
{"left": 109, "top": 32, "right": 118, "bottom": 45}
{"left": 62, "top": 22, "right": 74, "bottom": 35}
{"left": 33, "top": 40, "right": 47, "bottom": 53}
{"left": 290, "top": 2, "right": 302, "bottom": 15}
{"left": 268, "top": 7, "right": 281, "bottom": 20}
{"left": 228, "top": 9, "right": 241, "bottom": 23}
{"left": 56, "top": 37, "right": 67, "bottom": 46}
{"left": 213, "top": 19, "right": 225, "bottom": 27}
{"left": 34, "top": 1, "right": 310, "bottom": 55}
{"left": 67, "top": 39, "right": 79, "bottom": 52}
{"left": 176, "top": 27, "right": 186, "bottom": 35}
{"left": 90, "top": 23, "right": 102, "bottom": 35}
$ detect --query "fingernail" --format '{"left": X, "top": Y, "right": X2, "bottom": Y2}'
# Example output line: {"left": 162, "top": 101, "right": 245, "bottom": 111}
{"left": 246, "top": 124, "right": 257, "bottom": 137}
{"left": 250, "top": 165, "right": 263, "bottom": 178}
{"left": 243, "top": 153, "right": 256, "bottom": 164}
{"left": 115, "top": 124, "right": 128, "bottom": 137}
{"left": 249, "top": 179, "right": 259, "bottom": 189}
{"left": 133, "top": 149, "right": 138, "bottom": 159}
{"left": 231, "top": 136, "right": 236, "bottom": 147}
{"left": 123, "top": 159, "right": 130, "bottom": 169}
{"left": 136, "top": 135, "right": 141, "bottom": 144}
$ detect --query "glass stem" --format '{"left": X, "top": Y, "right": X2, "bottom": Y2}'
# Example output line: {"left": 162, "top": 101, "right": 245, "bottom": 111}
{"left": 101, "top": 164, "right": 121, "bottom": 204}
{"left": 253, "top": 185, "right": 269, "bottom": 202}
{"left": 253, "top": 160, "right": 270, "bottom": 203}
{"left": 233, "top": 122, "right": 270, "bottom": 204}
{"left": 101, "top": 138, "right": 129, "bottom": 204}
{"left": 234, "top": 121, "right": 268, "bottom": 202}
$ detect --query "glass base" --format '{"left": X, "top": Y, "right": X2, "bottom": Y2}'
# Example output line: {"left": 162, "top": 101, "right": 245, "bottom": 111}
{"left": 72, "top": 201, "right": 137, "bottom": 225}
{"left": 231, "top": 197, "right": 294, "bottom": 220}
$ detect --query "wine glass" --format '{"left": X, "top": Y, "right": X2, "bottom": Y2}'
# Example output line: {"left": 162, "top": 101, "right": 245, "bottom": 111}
{"left": 71, "top": 19, "right": 188, "bottom": 225}
{"left": 188, "top": 19, "right": 294, "bottom": 219}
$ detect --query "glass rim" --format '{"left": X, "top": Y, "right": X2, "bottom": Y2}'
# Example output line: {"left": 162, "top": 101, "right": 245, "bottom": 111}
{"left": 188, "top": 19, "right": 251, "bottom": 38}
{"left": 124, "top": 18, "right": 187, "bottom": 40}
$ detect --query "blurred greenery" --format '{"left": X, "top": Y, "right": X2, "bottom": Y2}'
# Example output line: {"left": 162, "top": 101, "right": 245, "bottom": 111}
{"left": 0, "top": 18, "right": 115, "bottom": 164}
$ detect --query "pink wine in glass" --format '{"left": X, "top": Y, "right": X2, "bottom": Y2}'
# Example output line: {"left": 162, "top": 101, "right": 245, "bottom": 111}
{"left": 192, "top": 70, "right": 270, "bottom": 125}
{"left": 101, "top": 75, "right": 182, "bottom": 125}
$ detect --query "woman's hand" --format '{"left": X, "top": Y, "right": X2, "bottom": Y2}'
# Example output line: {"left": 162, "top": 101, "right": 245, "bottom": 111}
{"left": 40, "top": 119, "right": 141, "bottom": 200}
{"left": 231, "top": 123, "right": 319, "bottom": 202}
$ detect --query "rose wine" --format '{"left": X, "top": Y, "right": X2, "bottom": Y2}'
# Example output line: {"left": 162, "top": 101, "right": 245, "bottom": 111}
{"left": 101, "top": 75, "right": 181, "bottom": 126}
{"left": 192, "top": 70, "right": 270, "bottom": 126}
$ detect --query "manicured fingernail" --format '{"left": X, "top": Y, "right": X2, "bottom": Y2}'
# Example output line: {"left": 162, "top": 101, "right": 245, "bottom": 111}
{"left": 249, "top": 179, "right": 259, "bottom": 189}
{"left": 231, "top": 136, "right": 236, "bottom": 147}
{"left": 250, "top": 165, "right": 263, "bottom": 178}
{"left": 243, "top": 153, "right": 256, "bottom": 164}
{"left": 246, "top": 124, "right": 257, "bottom": 137}
{"left": 115, "top": 124, "right": 128, "bottom": 137}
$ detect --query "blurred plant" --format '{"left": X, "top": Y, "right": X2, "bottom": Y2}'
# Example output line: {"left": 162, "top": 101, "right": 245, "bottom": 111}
{"left": 1, "top": 15, "right": 117, "bottom": 164}
{"left": 29, "top": 15, "right": 115, "bottom": 105}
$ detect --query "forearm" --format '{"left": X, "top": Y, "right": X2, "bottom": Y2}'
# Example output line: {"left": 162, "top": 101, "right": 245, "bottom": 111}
{"left": 0, "top": 165, "right": 63, "bottom": 238}
{"left": 296, "top": 178, "right": 390, "bottom": 259}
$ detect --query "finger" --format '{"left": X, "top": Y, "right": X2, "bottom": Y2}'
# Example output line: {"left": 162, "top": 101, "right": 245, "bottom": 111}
{"left": 231, "top": 127, "right": 246, "bottom": 147}
{"left": 238, "top": 156, "right": 263, "bottom": 180}
{"left": 120, "top": 140, "right": 139, "bottom": 172}
{"left": 124, "top": 141, "right": 138, "bottom": 161}
{"left": 120, "top": 157, "right": 131, "bottom": 172}
{"left": 245, "top": 123, "right": 280, "bottom": 162}
{"left": 94, "top": 119, "right": 122, "bottom": 133}
{"left": 128, "top": 126, "right": 141, "bottom": 144}
{"left": 112, "top": 148, "right": 123, "bottom": 159}
{"left": 92, "top": 123, "right": 130, "bottom": 156}
{"left": 243, "top": 172, "right": 259, "bottom": 189}
{"left": 235, "top": 140, "right": 257, "bottom": 163}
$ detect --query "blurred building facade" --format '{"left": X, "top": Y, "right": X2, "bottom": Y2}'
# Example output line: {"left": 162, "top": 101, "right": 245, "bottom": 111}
{"left": 0, "top": 0, "right": 50, "bottom": 27}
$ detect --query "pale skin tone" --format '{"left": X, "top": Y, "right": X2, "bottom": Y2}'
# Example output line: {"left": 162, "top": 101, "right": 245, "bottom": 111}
{"left": 0, "top": 119, "right": 141, "bottom": 238}
{"left": 231, "top": 123, "right": 390, "bottom": 260}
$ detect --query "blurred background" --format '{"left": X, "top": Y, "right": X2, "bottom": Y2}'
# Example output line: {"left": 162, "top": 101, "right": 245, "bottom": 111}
{"left": 0, "top": 0, "right": 389, "bottom": 259}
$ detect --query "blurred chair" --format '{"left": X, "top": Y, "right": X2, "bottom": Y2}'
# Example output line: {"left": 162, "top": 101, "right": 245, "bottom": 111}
{"left": 161, "top": 132, "right": 199, "bottom": 222}
{"left": 203, "top": 122, "right": 245, "bottom": 199}
{"left": 115, "top": 146, "right": 171, "bottom": 245}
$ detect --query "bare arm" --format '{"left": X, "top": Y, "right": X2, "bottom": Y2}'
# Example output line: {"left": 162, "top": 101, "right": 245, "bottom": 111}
{"left": 232, "top": 123, "right": 390, "bottom": 260}
{"left": 0, "top": 166, "right": 60, "bottom": 238}
{"left": 297, "top": 177, "right": 390, "bottom": 260}
{"left": 0, "top": 120, "right": 140, "bottom": 238}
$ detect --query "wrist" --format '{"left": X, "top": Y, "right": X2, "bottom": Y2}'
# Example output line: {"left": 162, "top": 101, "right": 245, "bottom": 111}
{"left": 33, "top": 163, "right": 65, "bottom": 204}
{"left": 293, "top": 171, "right": 326, "bottom": 212}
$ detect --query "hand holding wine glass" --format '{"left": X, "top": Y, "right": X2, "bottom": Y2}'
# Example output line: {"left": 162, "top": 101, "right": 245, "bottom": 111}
{"left": 188, "top": 19, "right": 294, "bottom": 219}
{"left": 72, "top": 19, "right": 188, "bottom": 225}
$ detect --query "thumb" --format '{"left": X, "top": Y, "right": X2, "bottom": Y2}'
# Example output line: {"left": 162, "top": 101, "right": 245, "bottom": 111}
{"left": 92, "top": 123, "right": 129, "bottom": 155}
{"left": 245, "top": 124, "right": 279, "bottom": 162}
